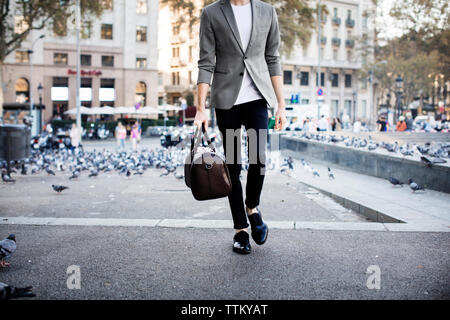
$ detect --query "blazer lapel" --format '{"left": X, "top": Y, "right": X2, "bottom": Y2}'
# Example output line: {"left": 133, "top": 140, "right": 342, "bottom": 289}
{"left": 220, "top": 0, "right": 244, "bottom": 54}
{"left": 245, "top": 0, "right": 260, "bottom": 55}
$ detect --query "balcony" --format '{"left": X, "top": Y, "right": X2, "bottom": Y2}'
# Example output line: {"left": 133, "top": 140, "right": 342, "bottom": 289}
{"left": 332, "top": 37, "right": 341, "bottom": 47}
{"left": 320, "top": 36, "right": 327, "bottom": 45}
{"left": 345, "top": 39, "right": 355, "bottom": 48}
{"left": 332, "top": 17, "right": 341, "bottom": 26}
{"left": 346, "top": 18, "right": 355, "bottom": 28}
{"left": 169, "top": 57, "right": 187, "bottom": 68}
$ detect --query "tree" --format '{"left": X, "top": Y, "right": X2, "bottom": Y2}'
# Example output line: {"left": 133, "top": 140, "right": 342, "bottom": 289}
{"left": 160, "top": 0, "right": 317, "bottom": 57}
{"left": 0, "top": 0, "right": 104, "bottom": 115}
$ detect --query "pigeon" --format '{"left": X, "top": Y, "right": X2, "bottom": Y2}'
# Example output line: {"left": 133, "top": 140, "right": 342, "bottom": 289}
{"left": 0, "top": 234, "right": 16, "bottom": 267}
{"left": 88, "top": 170, "right": 98, "bottom": 178}
{"left": 69, "top": 170, "right": 80, "bottom": 180}
{"left": 328, "top": 167, "right": 335, "bottom": 180}
{"left": 409, "top": 179, "right": 425, "bottom": 192}
{"left": 1, "top": 172, "right": 15, "bottom": 183}
{"left": 420, "top": 156, "right": 433, "bottom": 168}
{"left": 312, "top": 169, "right": 320, "bottom": 177}
{"left": 45, "top": 167, "right": 56, "bottom": 175}
{"left": 126, "top": 169, "right": 131, "bottom": 177}
{"left": 0, "top": 282, "right": 35, "bottom": 300}
{"left": 52, "top": 184, "right": 69, "bottom": 193}
{"left": 388, "top": 177, "right": 403, "bottom": 187}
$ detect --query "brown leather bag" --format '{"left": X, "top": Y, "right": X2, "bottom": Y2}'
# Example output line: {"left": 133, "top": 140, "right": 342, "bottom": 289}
{"left": 184, "top": 124, "right": 232, "bottom": 201}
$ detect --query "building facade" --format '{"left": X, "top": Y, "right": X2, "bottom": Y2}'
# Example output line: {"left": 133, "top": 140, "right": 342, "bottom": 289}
{"left": 281, "top": 0, "right": 375, "bottom": 124}
{"left": 157, "top": 0, "right": 201, "bottom": 108}
{"left": 2, "top": 0, "right": 159, "bottom": 123}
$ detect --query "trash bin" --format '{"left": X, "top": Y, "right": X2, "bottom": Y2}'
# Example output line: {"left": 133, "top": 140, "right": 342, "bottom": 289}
{"left": 0, "top": 124, "right": 31, "bottom": 162}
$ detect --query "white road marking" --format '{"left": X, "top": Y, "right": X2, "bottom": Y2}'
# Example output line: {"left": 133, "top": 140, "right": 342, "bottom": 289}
{"left": 0, "top": 217, "right": 448, "bottom": 232}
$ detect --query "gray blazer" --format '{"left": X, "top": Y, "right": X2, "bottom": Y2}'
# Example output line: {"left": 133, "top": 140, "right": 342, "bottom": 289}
{"left": 197, "top": 0, "right": 282, "bottom": 110}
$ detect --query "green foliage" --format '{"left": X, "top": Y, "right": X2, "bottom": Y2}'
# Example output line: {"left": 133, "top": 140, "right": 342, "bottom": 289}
{"left": 0, "top": 0, "right": 103, "bottom": 62}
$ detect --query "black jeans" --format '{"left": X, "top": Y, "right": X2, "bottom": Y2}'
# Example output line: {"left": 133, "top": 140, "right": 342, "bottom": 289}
{"left": 215, "top": 99, "right": 268, "bottom": 230}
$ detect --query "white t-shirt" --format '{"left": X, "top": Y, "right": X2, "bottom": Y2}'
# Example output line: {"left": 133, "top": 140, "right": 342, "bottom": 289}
{"left": 231, "top": 2, "right": 264, "bottom": 105}
{"left": 318, "top": 117, "right": 329, "bottom": 131}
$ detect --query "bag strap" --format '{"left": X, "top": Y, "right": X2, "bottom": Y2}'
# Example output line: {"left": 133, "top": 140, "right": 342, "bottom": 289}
{"left": 191, "top": 123, "right": 214, "bottom": 157}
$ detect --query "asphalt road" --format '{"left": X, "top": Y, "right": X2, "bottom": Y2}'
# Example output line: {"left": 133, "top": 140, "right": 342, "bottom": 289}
{"left": 0, "top": 225, "right": 448, "bottom": 300}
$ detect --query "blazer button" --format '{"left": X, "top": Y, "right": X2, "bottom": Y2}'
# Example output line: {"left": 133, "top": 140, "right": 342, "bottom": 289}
{"left": 239, "top": 72, "right": 244, "bottom": 76}
{"left": 244, "top": 56, "right": 247, "bottom": 59}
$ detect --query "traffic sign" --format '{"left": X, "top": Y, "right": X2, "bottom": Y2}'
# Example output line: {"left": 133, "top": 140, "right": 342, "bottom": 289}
{"left": 317, "top": 88, "right": 324, "bottom": 96}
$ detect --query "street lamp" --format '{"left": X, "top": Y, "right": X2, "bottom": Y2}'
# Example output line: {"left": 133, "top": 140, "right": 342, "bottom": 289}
{"left": 368, "top": 60, "right": 387, "bottom": 128}
{"left": 352, "top": 91, "right": 357, "bottom": 123}
{"left": 37, "top": 83, "right": 43, "bottom": 133}
{"left": 395, "top": 75, "right": 403, "bottom": 121}
{"left": 28, "top": 34, "right": 45, "bottom": 136}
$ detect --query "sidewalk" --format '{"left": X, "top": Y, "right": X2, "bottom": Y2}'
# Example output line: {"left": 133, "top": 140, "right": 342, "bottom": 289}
{"left": 281, "top": 149, "right": 450, "bottom": 232}
{"left": 0, "top": 224, "right": 448, "bottom": 299}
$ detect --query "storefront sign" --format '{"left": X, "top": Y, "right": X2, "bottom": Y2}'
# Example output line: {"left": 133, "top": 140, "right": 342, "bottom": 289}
{"left": 67, "top": 69, "right": 102, "bottom": 76}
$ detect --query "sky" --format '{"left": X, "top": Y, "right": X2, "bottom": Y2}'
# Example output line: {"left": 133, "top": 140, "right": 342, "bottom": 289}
{"left": 377, "top": 0, "right": 406, "bottom": 40}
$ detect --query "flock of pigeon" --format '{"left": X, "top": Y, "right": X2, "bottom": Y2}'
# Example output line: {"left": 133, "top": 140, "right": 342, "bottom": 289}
{"left": 289, "top": 132, "right": 450, "bottom": 167}
{"left": 1, "top": 145, "right": 188, "bottom": 193}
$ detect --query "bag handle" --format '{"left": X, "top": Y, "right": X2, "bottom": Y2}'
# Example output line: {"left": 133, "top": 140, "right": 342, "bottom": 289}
{"left": 191, "top": 123, "right": 214, "bottom": 156}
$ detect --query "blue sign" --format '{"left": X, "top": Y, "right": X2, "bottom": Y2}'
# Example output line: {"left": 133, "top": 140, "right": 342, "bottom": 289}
{"left": 290, "top": 94, "right": 300, "bottom": 104}
{"left": 317, "top": 88, "right": 324, "bottom": 96}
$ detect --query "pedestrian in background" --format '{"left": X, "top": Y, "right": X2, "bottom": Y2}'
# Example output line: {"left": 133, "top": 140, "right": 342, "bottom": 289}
{"left": 405, "top": 112, "right": 413, "bottom": 131}
{"left": 396, "top": 116, "right": 407, "bottom": 131}
{"left": 317, "top": 115, "right": 329, "bottom": 132}
{"left": 130, "top": 122, "right": 141, "bottom": 151}
{"left": 377, "top": 115, "right": 389, "bottom": 132}
{"left": 115, "top": 122, "right": 126, "bottom": 150}
{"left": 69, "top": 123, "right": 81, "bottom": 151}
{"left": 353, "top": 118, "right": 362, "bottom": 132}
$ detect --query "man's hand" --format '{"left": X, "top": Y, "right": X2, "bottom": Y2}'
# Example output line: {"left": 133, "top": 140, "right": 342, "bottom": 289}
{"left": 194, "top": 109, "right": 209, "bottom": 131}
{"left": 274, "top": 103, "right": 286, "bottom": 131}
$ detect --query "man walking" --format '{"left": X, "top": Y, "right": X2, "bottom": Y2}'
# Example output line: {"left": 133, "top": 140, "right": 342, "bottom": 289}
{"left": 194, "top": 0, "right": 286, "bottom": 254}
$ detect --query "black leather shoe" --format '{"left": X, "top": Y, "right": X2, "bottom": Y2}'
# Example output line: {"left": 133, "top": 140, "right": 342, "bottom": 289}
{"left": 233, "top": 231, "right": 251, "bottom": 254}
{"left": 248, "top": 208, "right": 269, "bottom": 245}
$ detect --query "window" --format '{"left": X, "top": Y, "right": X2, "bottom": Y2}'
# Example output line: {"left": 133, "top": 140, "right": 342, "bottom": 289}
{"left": 331, "top": 73, "right": 339, "bottom": 87}
{"left": 172, "top": 72, "right": 180, "bottom": 85}
{"left": 136, "top": 0, "right": 147, "bottom": 14}
{"left": 135, "top": 82, "right": 147, "bottom": 105}
{"left": 102, "top": 55, "right": 114, "bottom": 67}
{"left": 332, "top": 100, "right": 339, "bottom": 116}
{"left": 361, "top": 100, "right": 367, "bottom": 118}
{"left": 14, "top": 16, "right": 28, "bottom": 34}
{"left": 333, "top": 8, "right": 338, "bottom": 17}
{"left": 15, "top": 78, "right": 29, "bottom": 103}
{"left": 347, "top": 50, "right": 352, "bottom": 62}
{"left": 158, "top": 72, "right": 163, "bottom": 85}
{"left": 344, "top": 100, "right": 352, "bottom": 117}
{"left": 300, "top": 72, "right": 309, "bottom": 86}
{"left": 347, "top": 10, "right": 352, "bottom": 19}
{"left": 363, "top": 16, "right": 368, "bottom": 28}
{"left": 101, "top": 0, "right": 113, "bottom": 10}
{"left": 189, "top": 71, "right": 193, "bottom": 84}
{"left": 283, "top": 71, "right": 292, "bottom": 85}
{"left": 189, "top": 46, "right": 193, "bottom": 62}
{"left": 301, "top": 99, "right": 310, "bottom": 105}
{"left": 81, "top": 54, "right": 91, "bottom": 66}
{"left": 316, "top": 72, "right": 325, "bottom": 87}
{"left": 173, "top": 25, "right": 180, "bottom": 36}
{"left": 100, "top": 78, "right": 115, "bottom": 88}
{"left": 361, "top": 79, "right": 367, "bottom": 89}
{"left": 81, "top": 21, "right": 92, "bottom": 39}
{"left": 53, "top": 19, "right": 67, "bottom": 37}
{"left": 345, "top": 74, "right": 352, "bottom": 88}
{"left": 81, "top": 78, "right": 92, "bottom": 102}
{"left": 136, "top": 57, "right": 147, "bottom": 69}
{"left": 136, "top": 26, "right": 147, "bottom": 42}
{"left": 333, "top": 49, "right": 338, "bottom": 60}
{"left": 172, "top": 47, "right": 180, "bottom": 58}
{"left": 101, "top": 24, "right": 113, "bottom": 40}
{"left": 54, "top": 53, "right": 68, "bottom": 65}
{"left": 15, "top": 51, "right": 29, "bottom": 63}
{"left": 53, "top": 77, "right": 69, "bottom": 87}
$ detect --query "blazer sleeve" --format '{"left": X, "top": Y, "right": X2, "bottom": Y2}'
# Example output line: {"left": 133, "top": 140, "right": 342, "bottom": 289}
{"left": 265, "top": 6, "right": 282, "bottom": 77}
{"left": 197, "top": 8, "right": 216, "bottom": 85}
